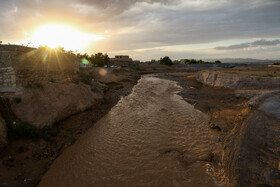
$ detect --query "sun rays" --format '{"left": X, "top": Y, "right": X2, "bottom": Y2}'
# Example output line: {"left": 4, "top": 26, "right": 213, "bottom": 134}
{"left": 18, "top": 24, "right": 103, "bottom": 51}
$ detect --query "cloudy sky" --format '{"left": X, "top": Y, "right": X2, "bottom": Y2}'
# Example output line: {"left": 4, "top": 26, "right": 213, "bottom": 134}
{"left": 0, "top": 0, "right": 280, "bottom": 61}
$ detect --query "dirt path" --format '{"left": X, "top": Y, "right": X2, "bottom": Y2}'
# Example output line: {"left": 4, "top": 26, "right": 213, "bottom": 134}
{"left": 39, "top": 75, "right": 224, "bottom": 187}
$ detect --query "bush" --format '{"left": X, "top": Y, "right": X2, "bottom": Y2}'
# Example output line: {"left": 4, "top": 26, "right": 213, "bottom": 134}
{"left": 13, "top": 97, "right": 22, "bottom": 103}
{"left": 77, "top": 71, "right": 92, "bottom": 85}
{"left": 7, "top": 121, "right": 40, "bottom": 140}
{"left": 160, "top": 56, "right": 173, "bottom": 66}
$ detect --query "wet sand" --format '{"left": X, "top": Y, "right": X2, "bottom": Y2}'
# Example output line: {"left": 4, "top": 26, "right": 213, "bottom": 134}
{"left": 39, "top": 75, "right": 223, "bottom": 186}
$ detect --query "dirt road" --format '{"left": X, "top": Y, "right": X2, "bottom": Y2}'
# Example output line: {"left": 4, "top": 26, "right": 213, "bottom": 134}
{"left": 39, "top": 75, "right": 224, "bottom": 186}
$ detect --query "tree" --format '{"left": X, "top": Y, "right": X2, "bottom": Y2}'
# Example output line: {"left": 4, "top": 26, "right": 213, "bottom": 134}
{"left": 189, "top": 59, "right": 197, "bottom": 64}
{"left": 90, "top": 52, "right": 109, "bottom": 67}
{"left": 173, "top": 60, "right": 180, "bottom": 64}
{"left": 160, "top": 56, "right": 173, "bottom": 66}
{"left": 215, "top": 60, "right": 221, "bottom": 64}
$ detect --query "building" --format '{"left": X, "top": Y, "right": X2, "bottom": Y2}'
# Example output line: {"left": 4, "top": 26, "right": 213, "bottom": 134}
{"left": 109, "top": 55, "right": 132, "bottom": 67}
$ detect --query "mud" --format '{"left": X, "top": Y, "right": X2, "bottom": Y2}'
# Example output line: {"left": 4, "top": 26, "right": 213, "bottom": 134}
{"left": 39, "top": 75, "right": 224, "bottom": 186}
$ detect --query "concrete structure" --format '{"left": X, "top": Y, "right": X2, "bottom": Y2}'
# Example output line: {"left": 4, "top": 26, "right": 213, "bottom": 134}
{"left": 109, "top": 55, "right": 132, "bottom": 67}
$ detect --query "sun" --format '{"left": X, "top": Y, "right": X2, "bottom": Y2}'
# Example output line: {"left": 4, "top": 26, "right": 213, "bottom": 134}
{"left": 20, "top": 24, "right": 103, "bottom": 51}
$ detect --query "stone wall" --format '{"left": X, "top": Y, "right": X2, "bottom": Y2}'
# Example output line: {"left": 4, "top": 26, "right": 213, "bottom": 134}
{"left": 0, "top": 45, "right": 79, "bottom": 91}
{"left": 0, "top": 67, "right": 16, "bottom": 92}
{"left": 0, "top": 45, "right": 79, "bottom": 72}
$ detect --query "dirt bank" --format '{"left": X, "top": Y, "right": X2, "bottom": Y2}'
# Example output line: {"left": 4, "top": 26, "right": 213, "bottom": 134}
{"left": 11, "top": 82, "right": 103, "bottom": 128}
{"left": 197, "top": 70, "right": 280, "bottom": 89}
{"left": 159, "top": 72, "right": 280, "bottom": 186}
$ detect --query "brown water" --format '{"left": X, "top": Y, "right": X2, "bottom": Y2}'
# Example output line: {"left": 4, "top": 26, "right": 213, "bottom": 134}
{"left": 39, "top": 75, "right": 224, "bottom": 187}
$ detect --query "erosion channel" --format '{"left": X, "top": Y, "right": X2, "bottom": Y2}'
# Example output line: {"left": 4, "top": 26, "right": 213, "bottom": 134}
{"left": 39, "top": 75, "right": 224, "bottom": 187}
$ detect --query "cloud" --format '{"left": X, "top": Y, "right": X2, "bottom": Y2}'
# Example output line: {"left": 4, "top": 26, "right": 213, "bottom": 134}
{"left": 214, "top": 39, "right": 280, "bottom": 50}
{"left": 0, "top": 0, "right": 280, "bottom": 59}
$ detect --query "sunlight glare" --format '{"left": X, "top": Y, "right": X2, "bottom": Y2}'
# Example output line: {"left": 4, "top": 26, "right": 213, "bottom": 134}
{"left": 21, "top": 24, "right": 103, "bottom": 51}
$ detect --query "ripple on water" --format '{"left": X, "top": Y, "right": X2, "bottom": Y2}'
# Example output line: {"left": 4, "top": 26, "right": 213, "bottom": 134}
{"left": 39, "top": 75, "right": 224, "bottom": 187}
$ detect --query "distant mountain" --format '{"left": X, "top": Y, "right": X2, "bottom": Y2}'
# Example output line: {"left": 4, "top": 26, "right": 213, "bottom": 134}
{"left": 204, "top": 58, "right": 280, "bottom": 63}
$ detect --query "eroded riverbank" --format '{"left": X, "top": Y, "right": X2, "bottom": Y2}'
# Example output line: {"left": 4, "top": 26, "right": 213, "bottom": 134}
{"left": 39, "top": 75, "right": 225, "bottom": 186}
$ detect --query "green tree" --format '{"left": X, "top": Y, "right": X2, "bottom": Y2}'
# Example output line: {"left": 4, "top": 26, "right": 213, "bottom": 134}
{"left": 91, "top": 52, "right": 110, "bottom": 67}
{"left": 215, "top": 60, "right": 221, "bottom": 64}
{"left": 197, "top": 59, "right": 204, "bottom": 64}
{"left": 189, "top": 59, "right": 197, "bottom": 64}
{"left": 173, "top": 60, "right": 180, "bottom": 64}
{"left": 160, "top": 56, "right": 173, "bottom": 66}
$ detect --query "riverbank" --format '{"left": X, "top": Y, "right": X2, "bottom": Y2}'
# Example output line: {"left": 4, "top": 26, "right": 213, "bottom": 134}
{"left": 0, "top": 66, "right": 189, "bottom": 186}
{"left": 0, "top": 69, "right": 141, "bottom": 187}
{"left": 38, "top": 74, "right": 224, "bottom": 187}
{"left": 1, "top": 66, "right": 279, "bottom": 186}
{"left": 158, "top": 72, "right": 280, "bottom": 186}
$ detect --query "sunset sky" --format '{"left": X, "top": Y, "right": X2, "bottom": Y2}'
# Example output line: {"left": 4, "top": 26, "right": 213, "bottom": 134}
{"left": 0, "top": 0, "right": 280, "bottom": 61}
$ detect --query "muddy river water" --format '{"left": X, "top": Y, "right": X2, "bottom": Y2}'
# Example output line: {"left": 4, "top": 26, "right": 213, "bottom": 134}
{"left": 39, "top": 75, "right": 224, "bottom": 187}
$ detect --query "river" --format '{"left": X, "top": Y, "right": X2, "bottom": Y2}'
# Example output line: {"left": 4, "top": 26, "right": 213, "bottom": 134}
{"left": 39, "top": 75, "right": 224, "bottom": 187}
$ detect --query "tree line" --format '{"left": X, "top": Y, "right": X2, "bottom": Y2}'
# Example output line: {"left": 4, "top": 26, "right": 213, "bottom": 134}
{"left": 159, "top": 56, "right": 221, "bottom": 66}
{"left": 38, "top": 46, "right": 110, "bottom": 67}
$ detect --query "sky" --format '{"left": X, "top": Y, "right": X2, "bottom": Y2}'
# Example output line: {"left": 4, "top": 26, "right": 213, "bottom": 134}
{"left": 0, "top": 0, "right": 280, "bottom": 61}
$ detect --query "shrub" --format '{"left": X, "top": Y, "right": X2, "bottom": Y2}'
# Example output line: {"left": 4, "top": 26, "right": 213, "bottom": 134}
{"left": 77, "top": 71, "right": 92, "bottom": 85}
{"left": 159, "top": 56, "right": 173, "bottom": 66}
{"left": 13, "top": 97, "right": 22, "bottom": 103}
{"left": 7, "top": 121, "right": 40, "bottom": 140}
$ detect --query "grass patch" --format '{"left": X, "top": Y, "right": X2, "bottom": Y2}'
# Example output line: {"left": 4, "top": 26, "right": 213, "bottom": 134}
{"left": 77, "top": 71, "right": 92, "bottom": 85}
{"left": 249, "top": 74, "right": 275, "bottom": 77}
{"left": 13, "top": 97, "right": 22, "bottom": 104}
